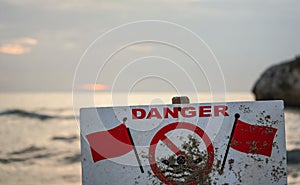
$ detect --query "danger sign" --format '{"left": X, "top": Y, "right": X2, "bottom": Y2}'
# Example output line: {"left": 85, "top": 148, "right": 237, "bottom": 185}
{"left": 80, "top": 100, "right": 287, "bottom": 184}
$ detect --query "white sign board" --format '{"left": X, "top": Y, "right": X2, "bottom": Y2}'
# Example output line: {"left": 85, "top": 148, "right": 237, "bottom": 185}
{"left": 80, "top": 100, "right": 287, "bottom": 184}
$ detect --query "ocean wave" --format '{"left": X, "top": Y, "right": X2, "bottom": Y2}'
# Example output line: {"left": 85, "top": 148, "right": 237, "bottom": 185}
{"left": 0, "top": 109, "right": 76, "bottom": 120}
{"left": 0, "top": 145, "right": 81, "bottom": 165}
{"left": 287, "top": 149, "right": 300, "bottom": 164}
{"left": 63, "top": 153, "right": 81, "bottom": 164}
{"left": 9, "top": 146, "right": 45, "bottom": 155}
{"left": 0, "top": 145, "right": 55, "bottom": 164}
{"left": 52, "top": 135, "right": 78, "bottom": 143}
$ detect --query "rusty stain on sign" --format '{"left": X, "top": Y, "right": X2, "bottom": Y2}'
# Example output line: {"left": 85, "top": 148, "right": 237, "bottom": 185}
{"left": 239, "top": 104, "right": 252, "bottom": 113}
{"left": 156, "top": 135, "right": 211, "bottom": 184}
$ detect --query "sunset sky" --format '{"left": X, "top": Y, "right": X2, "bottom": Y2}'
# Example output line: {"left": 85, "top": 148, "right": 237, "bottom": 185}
{"left": 0, "top": 0, "right": 299, "bottom": 92}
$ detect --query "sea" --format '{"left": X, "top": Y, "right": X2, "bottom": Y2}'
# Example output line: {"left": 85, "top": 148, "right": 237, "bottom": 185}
{"left": 0, "top": 92, "right": 299, "bottom": 185}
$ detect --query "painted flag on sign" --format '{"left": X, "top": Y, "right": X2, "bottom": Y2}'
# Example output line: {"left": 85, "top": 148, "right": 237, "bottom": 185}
{"left": 230, "top": 119, "right": 277, "bottom": 157}
{"left": 86, "top": 124, "right": 133, "bottom": 162}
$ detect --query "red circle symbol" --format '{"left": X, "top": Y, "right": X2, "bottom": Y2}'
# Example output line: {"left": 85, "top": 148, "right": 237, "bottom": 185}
{"left": 149, "top": 122, "right": 214, "bottom": 185}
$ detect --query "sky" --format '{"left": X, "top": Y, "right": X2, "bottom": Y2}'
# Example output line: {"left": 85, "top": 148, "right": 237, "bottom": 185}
{"left": 0, "top": 0, "right": 299, "bottom": 93}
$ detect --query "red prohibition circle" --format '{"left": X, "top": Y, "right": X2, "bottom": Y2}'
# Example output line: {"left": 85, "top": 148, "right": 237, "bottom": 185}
{"left": 149, "top": 122, "right": 214, "bottom": 185}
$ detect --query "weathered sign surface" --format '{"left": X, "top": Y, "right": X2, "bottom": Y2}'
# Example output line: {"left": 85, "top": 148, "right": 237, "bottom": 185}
{"left": 80, "top": 100, "right": 287, "bottom": 184}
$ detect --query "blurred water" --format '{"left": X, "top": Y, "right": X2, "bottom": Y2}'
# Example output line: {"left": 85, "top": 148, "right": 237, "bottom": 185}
{"left": 0, "top": 92, "right": 299, "bottom": 184}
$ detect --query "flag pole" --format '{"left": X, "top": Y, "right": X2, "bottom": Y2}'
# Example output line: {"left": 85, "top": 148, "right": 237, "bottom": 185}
{"left": 124, "top": 118, "right": 144, "bottom": 173}
{"left": 221, "top": 113, "right": 240, "bottom": 172}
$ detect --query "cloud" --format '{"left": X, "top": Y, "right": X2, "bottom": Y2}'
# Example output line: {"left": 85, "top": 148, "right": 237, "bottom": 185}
{"left": 0, "top": 37, "right": 37, "bottom": 55}
{"left": 35, "top": 30, "right": 79, "bottom": 51}
{"left": 16, "top": 37, "right": 38, "bottom": 45}
{"left": 127, "top": 45, "right": 153, "bottom": 52}
{"left": 2, "top": 0, "right": 131, "bottom": 12}
{"left": 63, "top": 42, "right": 76, "bottom": 50}
{"left": 81, "top": 84, "right": 109, "bottom": 91}
{"left": 0, "top": 44, "right": 31, "bottom": 55}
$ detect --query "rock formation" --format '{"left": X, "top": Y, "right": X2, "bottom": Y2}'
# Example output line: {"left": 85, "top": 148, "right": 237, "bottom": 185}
{"left": 252, "top": 56, "right": 300, "bottom": 107}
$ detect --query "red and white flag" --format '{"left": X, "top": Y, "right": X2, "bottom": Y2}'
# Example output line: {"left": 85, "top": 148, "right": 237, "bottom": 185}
{"left": 86, "top": 124, "right": 133, "bottom": 162}
{"left": 230, "top": 119, "right": 277, "bottom": 157}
